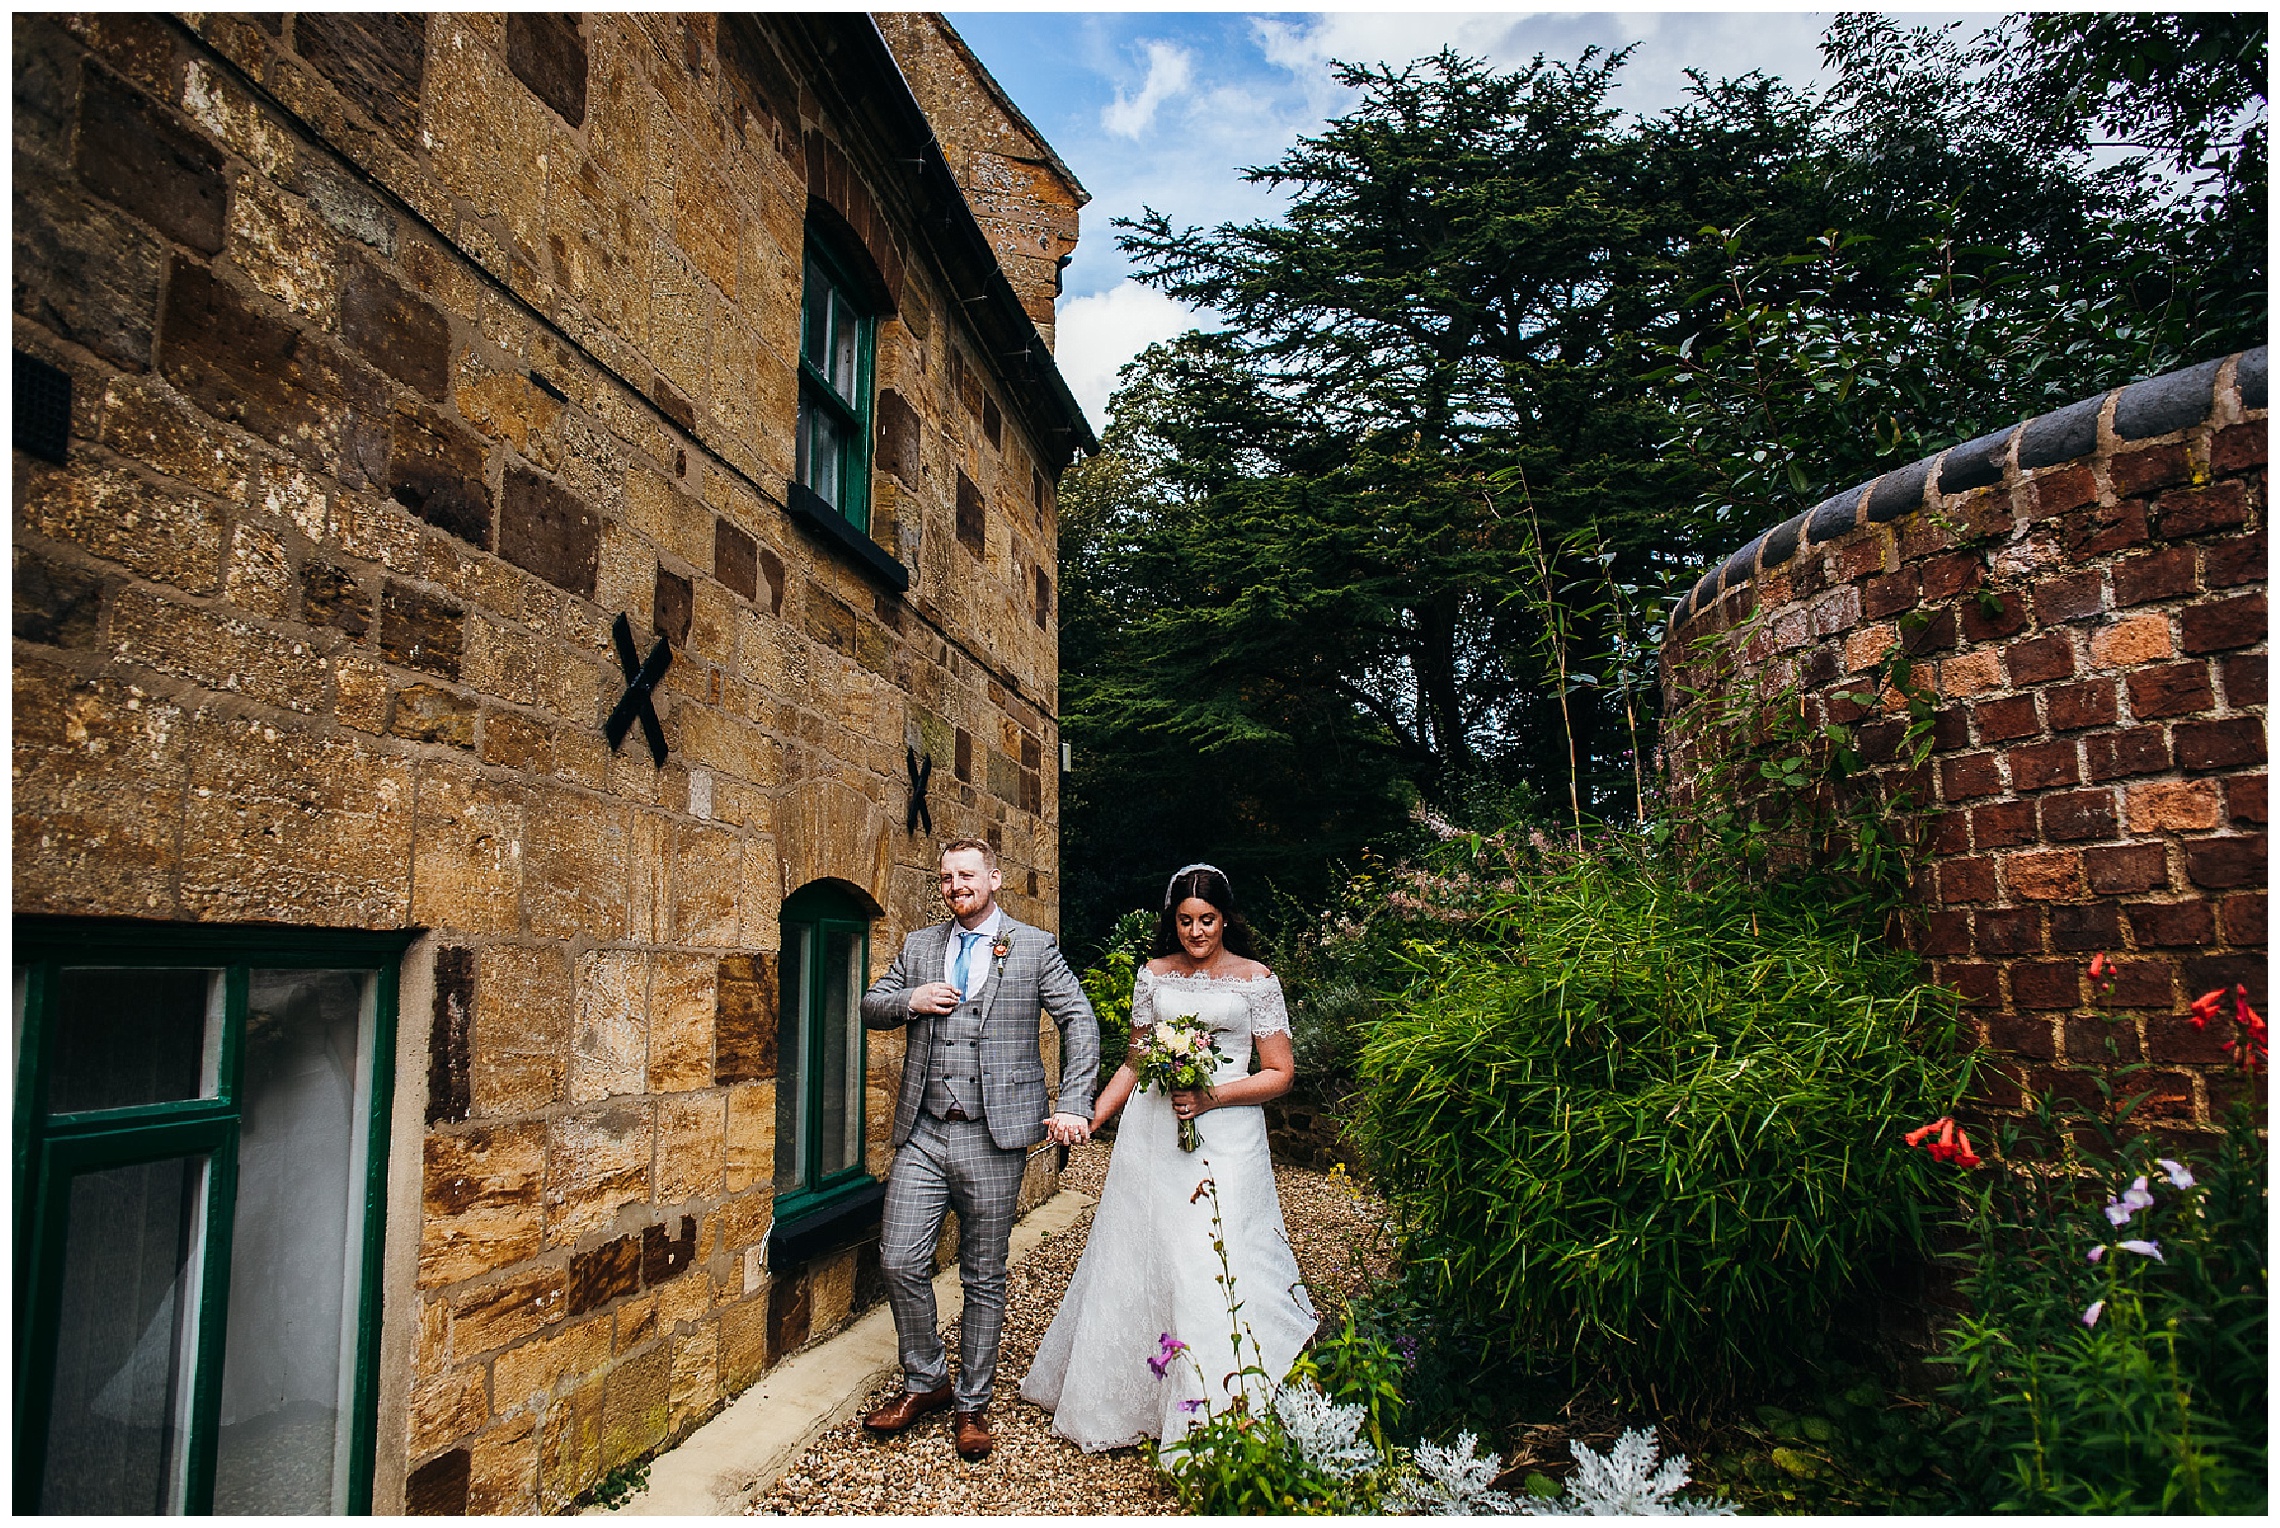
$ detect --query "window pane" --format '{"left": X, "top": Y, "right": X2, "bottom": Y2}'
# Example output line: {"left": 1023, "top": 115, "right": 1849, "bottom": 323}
{"left": 805, "top": 400, "right": 846, "bottom": 512}
{"left": 828, "top": 290, "right": 860, "bottom": 400}
{"left": 212, "top": 971, "right": 375, "bottom": 1514}
{"left": 801, "top": 273, "right": 830, "bottom": 374}
{"left": 39, "top": 1154, "right": 211, "bottom": 1513}
{"left": 46, "top": 968, "right": 224, "bottom": 1113}
{"left": 774, "top": 928, "right": 811, "bottom": 1194}
{"left": 819, "top": 929, "right": 864, "bottom": 1178}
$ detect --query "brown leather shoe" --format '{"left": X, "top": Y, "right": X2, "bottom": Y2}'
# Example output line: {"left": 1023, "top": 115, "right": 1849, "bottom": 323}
{"left": 863, "top": 1382, "right": 954, "bottom": 1434}
{"left": 953, "top": 1408, "right": 992, "bottom": 1461}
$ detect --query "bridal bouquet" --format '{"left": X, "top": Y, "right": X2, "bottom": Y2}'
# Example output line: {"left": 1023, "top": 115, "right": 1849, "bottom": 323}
{"left": 1132, "top": 1014, "right": 1228, "bottom": 1152}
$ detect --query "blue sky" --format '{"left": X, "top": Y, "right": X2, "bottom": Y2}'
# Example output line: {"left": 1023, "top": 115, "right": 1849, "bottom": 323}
{"left": 944, "top": 11, "right": 1987, "bottom": 430}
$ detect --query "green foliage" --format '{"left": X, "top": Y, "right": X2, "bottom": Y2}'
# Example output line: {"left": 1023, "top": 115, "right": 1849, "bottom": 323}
{"left": 1289, "top": 1306, "right": 1409, "bottom": 1456}
{"left": 582, "top": 1458, "right": 650, "bottom": 1511}
{"left": 1347, "top": 840, "right": 1971, "bottom": 1410}
{"left": 1151, "top": 1404, "right": 1357, "bottom": 1516}
{"left": 1692, "top": 1361, "right": 1955, "bottom": 1512}
{"left": 1332, "top": 1260, "right": 1539, "bottom": 1446}
{"left": 1934, "top": 1102, "right": 2268, "bottom": 1513}
{"left": 1077, "top": 910, "right": 1155, "bottom": 1089}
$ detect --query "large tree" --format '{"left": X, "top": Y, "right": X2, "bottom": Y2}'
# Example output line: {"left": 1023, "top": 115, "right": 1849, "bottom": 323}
{"left": 1057, "top": 19, "right": 2266, "bottom": 956}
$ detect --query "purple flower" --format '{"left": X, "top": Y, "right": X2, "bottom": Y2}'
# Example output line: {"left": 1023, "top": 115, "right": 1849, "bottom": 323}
{"left": 2087, "top": 1245, "right": 2105, "bottom": 1263}
{"left": 1394, "top": 1335, "right": 1419, "bottom": 1371}
{"left": 2157, "top": 1158, "right": 2196, "bottom": 1191}
{"left": 2103, "top": 1175, "right": 2156, "bottom": 1227}
{"left": 2117, "top": 1239, "right": 2164, "bottom": 1262}
{"left": 2082, "top": 1300, "right": 2105, "bottom": 1327}
{"left": 1178, "top": 1398, "right": 1207, "bottom": 1414}
{"left": 1148, "top": 1331, "right": 1188, "bottom": 1380}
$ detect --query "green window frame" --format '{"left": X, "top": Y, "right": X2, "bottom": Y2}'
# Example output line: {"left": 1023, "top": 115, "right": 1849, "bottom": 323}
{"left": 13, "top": 919, "right": 416, "bottom": 1515}
{"left": 794, "top": 234, "right": 876, "bottom": 534}
{"left": 771, "top": 884, "right": 874, "bottom": 1224}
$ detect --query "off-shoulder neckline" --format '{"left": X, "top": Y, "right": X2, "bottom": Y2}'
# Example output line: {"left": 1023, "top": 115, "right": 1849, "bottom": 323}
{"left": 1142, "top": 965, "right": 1278, "bottom": 985}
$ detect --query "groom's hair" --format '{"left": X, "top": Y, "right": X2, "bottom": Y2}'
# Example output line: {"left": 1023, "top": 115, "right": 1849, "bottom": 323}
{"left": 1152, "top": 865, "right": 1260, "bottom": 960}
{"left": 939, "top": 837, "right": 999, "bottom": 870}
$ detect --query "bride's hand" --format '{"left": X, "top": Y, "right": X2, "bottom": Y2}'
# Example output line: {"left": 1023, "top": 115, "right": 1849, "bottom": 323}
{"left": 1170, "top": 1088, "right": 1211, "bottom": 1121}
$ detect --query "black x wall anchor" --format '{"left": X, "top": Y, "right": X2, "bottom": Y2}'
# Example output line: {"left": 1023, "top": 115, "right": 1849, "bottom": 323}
{"left": 605, "top": 613, "right": 672, "bottom": 765}
{"left": 906, "top": 748, "right": 934, "bottom": 835}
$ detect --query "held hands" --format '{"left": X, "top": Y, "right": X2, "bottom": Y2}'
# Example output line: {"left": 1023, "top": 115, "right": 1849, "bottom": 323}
{"left": 906, "top": 981, "right": 962, "bottom": 1016}
{"left": 1043, "top": 1112, "right": 1091, "bottom": 1147}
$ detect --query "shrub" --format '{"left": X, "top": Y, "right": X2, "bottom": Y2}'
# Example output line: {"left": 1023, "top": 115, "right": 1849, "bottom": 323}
{"left": 1348, "top": 839, "right": 1970, "bottom": 1409}
{"left": 1079, "top": 910, "right": 1155, "bottom": 1092}
{"left": 1935, "top": 1102, "right": 2268, "bottom": 1513}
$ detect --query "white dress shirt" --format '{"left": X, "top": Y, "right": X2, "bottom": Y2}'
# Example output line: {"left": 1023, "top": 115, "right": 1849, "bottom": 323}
{"left": 943, "top": 906, "right": 1005, "bottom": 997}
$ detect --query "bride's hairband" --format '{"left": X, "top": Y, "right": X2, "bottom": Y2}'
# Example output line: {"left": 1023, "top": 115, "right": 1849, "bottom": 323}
{"left": 1164, "top": 862, "right": 1229, "bottom": 907}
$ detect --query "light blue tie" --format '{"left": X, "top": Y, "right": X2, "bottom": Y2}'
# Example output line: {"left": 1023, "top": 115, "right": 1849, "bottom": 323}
{"left": 956, "top": 930, "right": 986, "bottom": 1000}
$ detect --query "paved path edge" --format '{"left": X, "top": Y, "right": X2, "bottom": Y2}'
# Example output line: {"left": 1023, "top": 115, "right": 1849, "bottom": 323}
{"left": 597, "top": 1186, "right": 1100, "bottom": 1517}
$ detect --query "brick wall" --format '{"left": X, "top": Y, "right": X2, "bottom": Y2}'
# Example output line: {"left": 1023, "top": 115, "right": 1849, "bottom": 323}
{"left": 1660, "top": 350, "right": 2267, "bottom": 1140}
{"left": 15, "top": 12, "right": 1082, "bottom": 1512}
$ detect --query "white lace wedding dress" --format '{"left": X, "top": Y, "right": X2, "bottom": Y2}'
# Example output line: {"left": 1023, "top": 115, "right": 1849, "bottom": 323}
{"left": 1020, "top": 968, "right": 1318, "bottom": 1451}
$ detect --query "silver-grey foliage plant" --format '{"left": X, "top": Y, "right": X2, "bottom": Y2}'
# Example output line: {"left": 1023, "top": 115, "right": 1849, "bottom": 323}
{"left": 1519, "top": 1428, "right": 1735, "bottom": 1516}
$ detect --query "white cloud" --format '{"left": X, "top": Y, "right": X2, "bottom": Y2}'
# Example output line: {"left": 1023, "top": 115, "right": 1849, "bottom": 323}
{"left": 1053, "top": 279, "right": 1204, "bottom": 431}
{"left": 1251, "top": 11, "right": 1855, "bottom": 123}
{"left": 1101, "top": 40, "right": 1194, "bottom": 139}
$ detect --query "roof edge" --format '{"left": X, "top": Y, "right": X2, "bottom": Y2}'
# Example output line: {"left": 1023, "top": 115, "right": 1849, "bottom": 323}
{"left": 921, "top": 13, "right": 1092, "bottom": 209}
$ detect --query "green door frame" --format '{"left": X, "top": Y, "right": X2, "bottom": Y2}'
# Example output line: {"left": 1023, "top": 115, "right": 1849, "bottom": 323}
{"left": 12, "top": 918, "right": 417, "bottom": 1515}
{"left": 773, "top": 886, "right": 874, "bottom": 1225}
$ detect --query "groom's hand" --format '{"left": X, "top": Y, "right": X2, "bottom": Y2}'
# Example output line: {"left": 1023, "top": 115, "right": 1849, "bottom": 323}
{"left": 907, "top": 981, "right": 961, "bottom": 1016}
{"left": 1044, "top": 1112, "right": 1090, "bottom": 1146}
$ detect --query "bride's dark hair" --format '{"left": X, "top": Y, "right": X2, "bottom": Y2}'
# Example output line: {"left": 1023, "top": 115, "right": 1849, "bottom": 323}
{"left": 1151, "top": 865, "right": 1260, "bottom": 959}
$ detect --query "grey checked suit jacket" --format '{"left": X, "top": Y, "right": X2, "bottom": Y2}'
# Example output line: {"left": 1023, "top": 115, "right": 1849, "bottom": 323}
{"left": 860, "top": 914, "right": 1101, "bottom": 1152}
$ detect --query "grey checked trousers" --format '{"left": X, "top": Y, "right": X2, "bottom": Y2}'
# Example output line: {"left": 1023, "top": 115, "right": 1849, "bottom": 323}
{"left": 878, "top": 1111, "right": 1028, "bottom": 1411}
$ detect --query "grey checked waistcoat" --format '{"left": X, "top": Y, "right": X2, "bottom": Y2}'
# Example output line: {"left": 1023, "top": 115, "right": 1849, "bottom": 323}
{"left": 923, "top": 990, "right": 986, "bottom": 1119}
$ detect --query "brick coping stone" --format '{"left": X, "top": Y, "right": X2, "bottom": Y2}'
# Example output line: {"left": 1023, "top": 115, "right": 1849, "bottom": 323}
{"left": 1669, "top": 347, "right": 2269, "bottom": 639}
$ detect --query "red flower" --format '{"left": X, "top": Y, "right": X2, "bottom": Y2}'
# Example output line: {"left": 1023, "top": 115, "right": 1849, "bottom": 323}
{"left": 2192, "top": 986, "right": 2269, "bottom": 1069}
{"left": 2089, "top": 953, "right": 2110, "bottom": 980}
{"left": 1905, "top": 1116, "right": 1980, "bottom": 1168}
{"left": 1947, "top": 1127, "right": 1982, "bottom": 1168}
{"left": 2233, "top": 987, "right": 2268, "bottom": 1070}
{"left": 1903, "top": 1117, "right": 1949, "bottom": 1148}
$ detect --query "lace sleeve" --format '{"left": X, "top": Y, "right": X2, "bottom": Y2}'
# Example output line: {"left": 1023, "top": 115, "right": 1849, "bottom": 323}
{"left": 1129, "top": 967, "right": 1156, "bottom": 1033}
{"left": 1248, "top": 973, "right": 1292, "bottom": 1037}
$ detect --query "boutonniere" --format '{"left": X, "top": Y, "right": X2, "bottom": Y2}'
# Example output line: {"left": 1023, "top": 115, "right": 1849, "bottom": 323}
{"left": 990, "top": 937, "right": 1011, "bottom": 963}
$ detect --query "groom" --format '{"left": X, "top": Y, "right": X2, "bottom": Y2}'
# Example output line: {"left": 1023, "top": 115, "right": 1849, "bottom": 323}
{"left": 858, "top": 838, "right": 1100, "bottom": 1461}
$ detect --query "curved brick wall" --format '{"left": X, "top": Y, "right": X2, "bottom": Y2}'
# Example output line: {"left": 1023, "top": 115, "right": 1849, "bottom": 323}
{"left": 1660, "top": 349, "right": 2267, "bottom": 1137}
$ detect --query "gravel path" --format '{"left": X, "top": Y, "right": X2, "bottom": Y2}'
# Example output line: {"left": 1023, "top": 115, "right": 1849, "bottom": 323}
{"left": 753, "top": 1138, "right": 1392, "bottom": 1516}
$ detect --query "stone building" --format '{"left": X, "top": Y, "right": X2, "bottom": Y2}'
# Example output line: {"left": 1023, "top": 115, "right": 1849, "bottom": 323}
{"left": 13, "top": 12, "right": 1092, "bottom": 1513}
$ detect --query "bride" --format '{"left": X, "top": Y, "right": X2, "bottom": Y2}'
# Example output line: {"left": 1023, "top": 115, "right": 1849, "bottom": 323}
{"left": 1020, "top": 864, "right": 1317, "bottom": 1451}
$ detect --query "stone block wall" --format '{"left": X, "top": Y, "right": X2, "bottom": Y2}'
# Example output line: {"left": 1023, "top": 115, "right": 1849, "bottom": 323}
{"left": 874, "top": 12, "right": 1086, "bottom": 348}
{"left": 14, "top": 12, "right": 1084, "bottom": 1513}
{"left": 1661, "top": 350, "right": 2267, "bottom": 1140}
